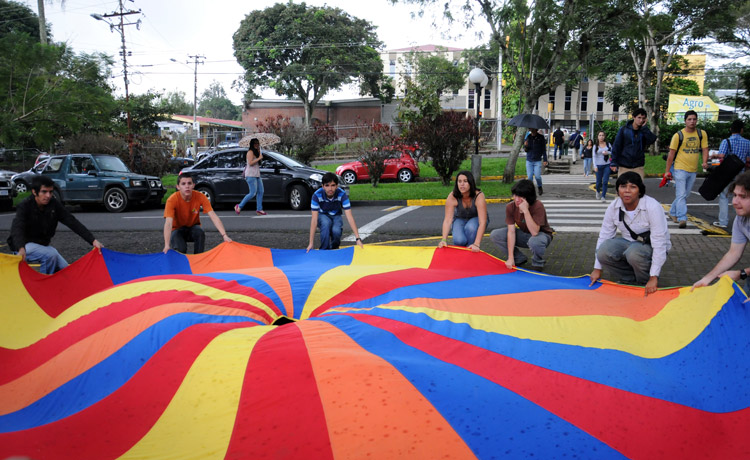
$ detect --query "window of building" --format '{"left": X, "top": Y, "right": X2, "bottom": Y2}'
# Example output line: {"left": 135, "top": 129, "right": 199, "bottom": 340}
{"left": 549, "top": 91, "right": 556, "bottom": 111}
{"left": 484, "top": 89, "right": 491, "bottom": 109}
{"left": 389, "top": 60, "right": 396, "bottom": 76}
{"left": 613, "top": 102, "right": 620, "bottom": 112}
{"left": 615, "top": 73, "right": 623, "bottom": 83}
{"left": 581, "top": 91, "right": 588, "bottom": 112}
{"left": 565, "top": 91, "right": 572, "bottom": 111}
{"left": 468, "top": 89, "right": 475, "bottom": 109}
{"left": 597, "top": 91, "right": 604, "bottom": 112}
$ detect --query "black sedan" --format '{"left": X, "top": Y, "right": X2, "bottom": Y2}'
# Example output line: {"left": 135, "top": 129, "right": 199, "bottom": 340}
{"left": 180, "top": 148, "right": 345, "bottom": 211}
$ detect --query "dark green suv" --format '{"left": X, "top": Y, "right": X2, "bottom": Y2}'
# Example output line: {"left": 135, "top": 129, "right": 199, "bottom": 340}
{"left": 42, "top": 154, "right": 165, "bottom": 212}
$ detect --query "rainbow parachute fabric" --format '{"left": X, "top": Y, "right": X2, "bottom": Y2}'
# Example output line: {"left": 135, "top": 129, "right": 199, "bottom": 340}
{"left": 1, "top": 242, "right": 749, "bottom": 459}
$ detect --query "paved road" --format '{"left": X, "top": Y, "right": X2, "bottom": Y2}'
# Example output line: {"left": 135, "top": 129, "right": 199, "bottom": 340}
{"left": 2, "top": 167, "right": 748, "bottom": 291}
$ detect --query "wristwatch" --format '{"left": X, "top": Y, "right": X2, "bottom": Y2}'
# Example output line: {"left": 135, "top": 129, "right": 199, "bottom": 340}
{"left": 741, "top": 269, "right": 747, "bottom": 280}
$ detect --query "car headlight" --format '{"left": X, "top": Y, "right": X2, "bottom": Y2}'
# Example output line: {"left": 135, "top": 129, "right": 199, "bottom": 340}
{"left": 309, "top": 173, "right": 323, "bottom": 183}
{"left": 131, "top": 179, "right": 144, "bottom": 186}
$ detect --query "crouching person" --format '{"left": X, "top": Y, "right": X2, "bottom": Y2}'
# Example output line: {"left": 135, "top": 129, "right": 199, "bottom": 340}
{"left": 490, "top": 179, "right": 554, "bottom": 271}
{"left": 307, "top": 172, "right": 363, "bottom": 252}
{"left": 589, "top": 172, "right": 671, "bottom": 295}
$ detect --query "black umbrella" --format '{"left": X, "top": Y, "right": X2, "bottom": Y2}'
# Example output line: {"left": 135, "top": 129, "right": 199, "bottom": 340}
{"left": 507, "top": 113, "right": 549, "bottom": 130}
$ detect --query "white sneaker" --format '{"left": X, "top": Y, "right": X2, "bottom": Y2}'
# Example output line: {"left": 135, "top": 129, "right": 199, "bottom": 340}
{"left": 601, "top": 196, "right": 606, "bottom": 202}
{"left": 595, "top": 192, "right": 600, "bottom": 200}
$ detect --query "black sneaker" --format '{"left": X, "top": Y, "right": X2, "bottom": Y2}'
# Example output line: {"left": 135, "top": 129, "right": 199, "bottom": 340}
{"left": 538, "top": 186, "right": 543, "bottom": 196}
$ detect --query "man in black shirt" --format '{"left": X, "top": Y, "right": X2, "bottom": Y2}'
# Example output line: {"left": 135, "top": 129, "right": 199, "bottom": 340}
{"left": 8, "top": 175, "right": 103, "bottom": 274}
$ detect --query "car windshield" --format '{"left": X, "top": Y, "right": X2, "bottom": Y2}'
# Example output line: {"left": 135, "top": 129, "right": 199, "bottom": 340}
{"left": 266, "top": 151, "right": 305, "bottom": 168}
{"left": 94, "top": 155, "right": 130, "bottom": 172}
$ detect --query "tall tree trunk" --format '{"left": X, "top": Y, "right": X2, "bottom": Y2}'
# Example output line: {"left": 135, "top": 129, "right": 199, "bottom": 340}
{"left": 502, "top": 100, "right": 535, "bottom": 183}
{"left": 37, "top": 0, "right": 48, "bottom": 45}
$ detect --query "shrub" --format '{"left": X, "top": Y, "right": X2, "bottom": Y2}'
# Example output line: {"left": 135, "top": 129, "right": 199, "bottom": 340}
{"left": 405, "top": 111, "right": 474, "bottom": 185}
{"left": 255, "top": 115, "right": 336, "bottom": 164}
{"left": 351, "top": 122, "right": 398, "bottom": 187}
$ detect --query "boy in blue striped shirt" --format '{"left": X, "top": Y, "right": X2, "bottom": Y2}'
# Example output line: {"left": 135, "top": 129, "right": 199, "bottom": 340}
{"left": 307, "top": 173, "right": 363, "bottom": 251}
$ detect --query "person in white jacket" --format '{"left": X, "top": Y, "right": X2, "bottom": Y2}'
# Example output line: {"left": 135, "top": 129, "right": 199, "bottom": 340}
{"left": 589, "top": 172, "right": 671, "bottom": 296}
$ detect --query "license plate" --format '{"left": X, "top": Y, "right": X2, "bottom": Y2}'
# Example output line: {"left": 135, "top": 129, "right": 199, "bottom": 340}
{"left": 150, "top": 191, "right": 157, "bottom": 195}
{"left": 0, "top": 190, "right": 8, "bottom": 196}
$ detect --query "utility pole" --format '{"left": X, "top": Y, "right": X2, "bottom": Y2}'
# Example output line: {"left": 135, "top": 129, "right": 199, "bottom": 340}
{"left": 91, "top": 1, "right": 141, "bottom": 168}
{"left": 187, "top": 55, "right": 205, "bottom": 147}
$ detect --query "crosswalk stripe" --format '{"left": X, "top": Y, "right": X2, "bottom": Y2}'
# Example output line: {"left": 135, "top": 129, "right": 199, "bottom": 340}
{"left": 541, "top": 198, "right": 702, "bottom": 234}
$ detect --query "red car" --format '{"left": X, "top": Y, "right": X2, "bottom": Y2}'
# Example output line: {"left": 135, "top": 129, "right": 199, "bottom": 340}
{"left": 336, "top": 149, "right": 420, "bottom": 184}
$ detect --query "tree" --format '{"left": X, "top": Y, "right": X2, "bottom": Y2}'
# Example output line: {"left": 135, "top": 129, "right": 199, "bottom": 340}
{"left": 233, "top": 2, "right": 387, "bottom": 126}
{"left": 407, "top": 111, "right": 475, "bottom": 185}
{"left": 395, "top": 0, "right": 622, "bottom": 183}
{"left": 0, "top": 0, "right": 45, "bottom": 39}
{"left": 121, "top": 91, "right": 172, "bottom": 135}
{"left": 609, "top": 0, "right": 737, "bottom": 151}
{"left": 158, "top": 90, "right": 193, "bottom": 116}
{"left": 197, "top": 81, "right": 241, "bottom": 120}
{"left": 254, "top": 115, "right": 337, "bottom": 165}
{"left": 0, "top": 31, "right": 117, "bottom": 148}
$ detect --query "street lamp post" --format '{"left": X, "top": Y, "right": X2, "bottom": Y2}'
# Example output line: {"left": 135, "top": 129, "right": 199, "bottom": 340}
{"left": 469, "top": 68, "right": 488, "bottom": 182}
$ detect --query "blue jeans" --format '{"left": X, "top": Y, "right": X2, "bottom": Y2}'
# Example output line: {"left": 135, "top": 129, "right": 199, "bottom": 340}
{"left": 170, "top": 225, "right": 206, "bottom": 254}
{"left": 318, "top": 213, "right": 343, "bottom": 250}
{"left": 718, "top": 182, "right": 732, "bottom": 227}
{"left": 490, "top": 227, "right": 552, "bottom": 267}
{"left": 238, "top": 176, "right": 264, "bottom": 211}
{"left": 669, "top": 169, "right": 696, "bottom": 222}
{"left": 553, "top": 144, "right": 563, "bottom": 160}
{"left": 596, "top": 238, "right": 653, "bottom": 284}
{"left": 595, "top": 164, "right": 611, "bottom": 197}
{"left": 24, "top": 242, "right": 68, "bottom": 274}
{"left": 526, "top": 160, "right": 543, "bottom": 188}
{"left": 451, "top": 216, "right": 480, "bottom": 247}
{"left": 583, "top": 158, "right": 592, "bottom": 176}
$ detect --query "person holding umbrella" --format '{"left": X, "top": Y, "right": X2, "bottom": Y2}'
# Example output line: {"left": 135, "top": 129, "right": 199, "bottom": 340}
{"left": 235, "top": 137, "right": 266, "bottom": 216}
{"left": 509, "top": 114, "right": 550, "bottom": 197}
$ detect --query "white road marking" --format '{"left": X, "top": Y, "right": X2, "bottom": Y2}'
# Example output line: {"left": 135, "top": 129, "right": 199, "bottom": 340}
{"left": 343, "top": 205, "right": 421, "bottom": 241}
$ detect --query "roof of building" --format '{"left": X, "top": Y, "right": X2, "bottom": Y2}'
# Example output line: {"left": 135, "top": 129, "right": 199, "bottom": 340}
{"left": 386, "top": 44, "right": 463, "bottom": 53}
{"left": 171, "top": 115, "right": 243, "bottom": 129}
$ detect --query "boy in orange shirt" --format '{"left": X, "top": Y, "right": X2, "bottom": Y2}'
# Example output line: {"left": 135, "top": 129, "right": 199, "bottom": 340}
{"left": 163, "top": 173, "right": 232, "bottom": 253}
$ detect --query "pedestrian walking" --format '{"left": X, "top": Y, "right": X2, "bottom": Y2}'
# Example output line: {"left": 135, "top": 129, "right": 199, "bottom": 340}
{"left": 552, "top": 127, "right": 565, "bottom": 160}
{"left": 569, "top": 129, "right": 582, "bottom": 164}
{"left": 593, "top": 131, "right": 613, "bottom": 202}
{"left": 524, "top": 128, "right": 548, "bottom": 196}
{"left": 714, "top": 120, "right": 750, "bottom": 229}
{"left": 235, "top": 138, "right": 267, "bottom": 216}
{"left": 581, "top": 138, "right": 594, "bottom": 177}
{"left": 664, "top": 110, "right": 709, "bottom": 229}
{"left": 610, "top": 108, "right": 657, "bottom": 179}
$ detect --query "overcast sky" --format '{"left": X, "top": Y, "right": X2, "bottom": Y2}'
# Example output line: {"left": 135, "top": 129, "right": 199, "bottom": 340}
{"left": 24, "top": 0, "right": 490, "bottom": 106}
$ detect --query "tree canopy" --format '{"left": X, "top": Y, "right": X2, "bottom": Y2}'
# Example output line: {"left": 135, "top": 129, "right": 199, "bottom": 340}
{"left": 233, "top": 2, "right": 387, "bottom": 125}
{"left": 198, "top": 81, "right": 241, "bottom": 120}
{"left": 0, "top": 0, "right": 46, "bottom": 39}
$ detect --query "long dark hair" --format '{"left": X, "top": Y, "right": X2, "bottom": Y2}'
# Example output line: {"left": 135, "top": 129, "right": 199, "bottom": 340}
{"left": 248, "top": 138, "right": 260, "bottom": 158}
{"left": 452, "top": 170, "right": 479, "bottom": 200}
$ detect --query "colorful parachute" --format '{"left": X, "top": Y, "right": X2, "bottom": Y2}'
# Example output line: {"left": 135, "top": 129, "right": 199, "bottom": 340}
{"left": 1, "top": 243, "right": 749, "bottom": 459}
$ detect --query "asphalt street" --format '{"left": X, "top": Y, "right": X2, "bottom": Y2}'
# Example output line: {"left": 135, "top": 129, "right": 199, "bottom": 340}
{"left": 2, "top": 168, "right": 749, "bottom": 291}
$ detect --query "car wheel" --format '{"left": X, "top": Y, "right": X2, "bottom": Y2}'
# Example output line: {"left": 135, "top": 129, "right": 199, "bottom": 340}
{"left": 197, "top": 186, "right": 215, "bottom": 207}
{"left": 15, "top": 181, "right": 28, "bottom": 194}
{"left": 397, "top": 168, "right": 414, "bottom": 183}
{"left": 103, "top": 187, "right": 128, "bottom": 213}
{"left": 289, "top": 184, "right": 310, "bottom": 211}
{"left": 342, "top": 170, "right": 357, "bottom": 185}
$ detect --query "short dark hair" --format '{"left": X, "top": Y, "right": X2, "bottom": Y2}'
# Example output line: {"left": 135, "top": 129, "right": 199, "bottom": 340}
{"left": 452, "top": 170, "right": 479, "bottom": 200}
{"left": 31, "top": 175, "right": 54, "bottom": 193}
{"left": 321, "top": 172, "right": 338, "bottom": 185}
{"left": 632, "top": 108, "right": 647, "bottom": 118}
{"left": 732, "top": 171, "right": 750, "bottom": 193}
{"left": 177, "top": 173, "right": 194, "bottom": 184}
{"left": 730, "top": 119, "right": 745, "bottom": 134}
{"left": 615, "top": 171, "right": 646, "bottom": 198}
{"left": 684, "top": 110, "right": 698, "bottom": 120}
{"left": 511, "top": 179, "right": 537, "bottom": 205}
